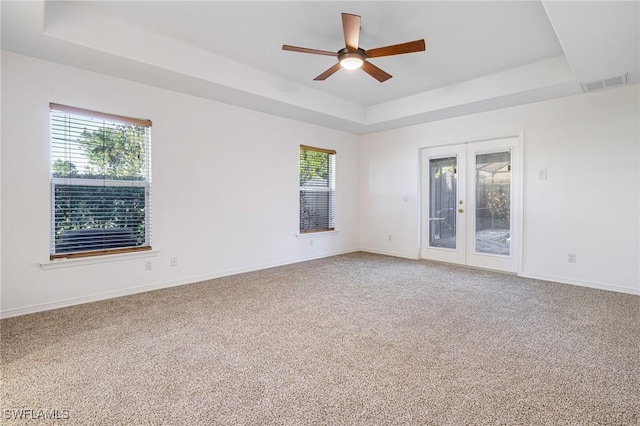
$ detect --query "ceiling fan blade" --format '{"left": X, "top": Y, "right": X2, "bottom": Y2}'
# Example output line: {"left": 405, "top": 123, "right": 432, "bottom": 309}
{"left": 361, "top": 61, "right": 392, "bottom": 83}
{"left": 282, "top": 45, "right": 338, "bottom": 57}
{"left": 365, "top": 39, "right": 426, "bottom": 58}
{"left": 342, "top": 13, "right": 361, "bottom": 51}
{"left": 314, "top": 63, "right": 342, "bottom": 81}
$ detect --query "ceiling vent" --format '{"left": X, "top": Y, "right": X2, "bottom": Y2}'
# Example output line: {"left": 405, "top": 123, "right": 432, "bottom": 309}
{"left": 581, "top": 73, "right": 628, "bottom": 93}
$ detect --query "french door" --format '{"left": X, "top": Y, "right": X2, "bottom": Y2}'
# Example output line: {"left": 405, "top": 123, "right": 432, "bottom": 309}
{"left": 421, "top": 137, "right": 521, "bottom": 273}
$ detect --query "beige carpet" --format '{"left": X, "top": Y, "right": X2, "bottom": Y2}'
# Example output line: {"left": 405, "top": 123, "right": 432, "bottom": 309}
{"left": 2, "top": 252, "right": 639, "bottom": 425}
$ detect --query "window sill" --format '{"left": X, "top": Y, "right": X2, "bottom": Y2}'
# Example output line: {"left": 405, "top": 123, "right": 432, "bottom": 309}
{"left": 40, "top": 249, "right": 159, "bottom": 270}
{"left": 296, "top": 231, "right": 339, "bottom": 239}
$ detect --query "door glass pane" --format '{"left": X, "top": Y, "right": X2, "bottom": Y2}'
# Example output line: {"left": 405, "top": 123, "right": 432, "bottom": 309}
{"left": 429, "top": 157, "right": 457, "bottom": 249}
{"left": 475, "top": 151, "right": 511, "bottom": 255}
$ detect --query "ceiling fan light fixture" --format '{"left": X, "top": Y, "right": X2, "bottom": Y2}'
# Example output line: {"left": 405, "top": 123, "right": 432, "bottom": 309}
{"left": 339, "top": 52, "right": 364, "bottom": 70}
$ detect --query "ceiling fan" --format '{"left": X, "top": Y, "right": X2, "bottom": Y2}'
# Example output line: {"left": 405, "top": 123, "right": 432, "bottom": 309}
{"left": 282, "top": 12, "right": 426, "bottom": 83}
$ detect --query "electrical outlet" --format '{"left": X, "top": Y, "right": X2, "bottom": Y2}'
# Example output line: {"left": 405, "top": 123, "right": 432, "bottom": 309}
{"left": 538, "top": 168, "right": 548, "bottom": 180}
{"left": 568, "top": 253, "right": 576, "bottom": 263}
{"left": 388, "top": 234, "right": 392, "bottom": 241}
{"left": 170, "top": 257, "right": 178, "bottom": 267}
{"left": 144, "top": 260, "right": 152, "bottom": 270}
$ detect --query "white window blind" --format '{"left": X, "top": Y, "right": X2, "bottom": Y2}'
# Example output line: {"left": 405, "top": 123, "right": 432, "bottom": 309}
{"left": 299, "top": 145, "right": 336, "bottom": 233}
{"left": 49, "top": 103, "right": 152, "bottom": 259}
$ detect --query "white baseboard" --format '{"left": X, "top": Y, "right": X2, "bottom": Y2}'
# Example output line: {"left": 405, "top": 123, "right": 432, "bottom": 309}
{"left": 359, "top": 247, "right": 419, "bottom": 260}
{"left": 0, "top": 248, "right": 361, "bottom": 319}
{"left": 519, "top": 271, "right": 639, "bottom": 296}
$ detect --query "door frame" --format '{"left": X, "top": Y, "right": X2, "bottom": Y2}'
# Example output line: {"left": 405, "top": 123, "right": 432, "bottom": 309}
{"left": 418, "top": 133, "right": 524, "bottom": 274}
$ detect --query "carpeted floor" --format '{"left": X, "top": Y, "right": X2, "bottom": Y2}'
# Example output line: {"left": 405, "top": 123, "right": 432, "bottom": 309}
{"left": 2, "top": 252, "right": 639, "bottom": 425}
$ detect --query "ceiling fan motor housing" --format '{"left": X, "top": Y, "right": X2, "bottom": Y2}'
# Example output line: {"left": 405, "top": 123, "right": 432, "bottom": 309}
{"left": 338, "top": 48, "right": 366, "bottom": 69}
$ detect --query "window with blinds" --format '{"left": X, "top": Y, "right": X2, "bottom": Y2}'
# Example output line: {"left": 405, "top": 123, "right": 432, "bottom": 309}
{"left": 49, "top": 103, "right": 152, "bottom": 259}
{"left": 299, "top": 145, "right": 336, "bottom": 233}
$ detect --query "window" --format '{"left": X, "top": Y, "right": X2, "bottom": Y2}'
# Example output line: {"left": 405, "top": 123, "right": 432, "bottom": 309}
{"left": 49, "top": 103, "right": 152, "bottom": 259}
{"left": 299, "top": 145, "right": 336, "bottom": 233}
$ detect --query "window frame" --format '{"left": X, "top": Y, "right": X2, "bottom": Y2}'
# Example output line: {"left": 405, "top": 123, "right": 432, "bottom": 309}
{"left": 49, "top": 103, "right": 152, "bottom": 260}
{"left": 299, "top": 144, "right": 336, "bottom": 234}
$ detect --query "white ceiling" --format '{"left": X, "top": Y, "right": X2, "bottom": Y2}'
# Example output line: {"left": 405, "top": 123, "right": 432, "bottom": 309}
{"left": 2, "top": 1, "right": 639, "bottom": 134}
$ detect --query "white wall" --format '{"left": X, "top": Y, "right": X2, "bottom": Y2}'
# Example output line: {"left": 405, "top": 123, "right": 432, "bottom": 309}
{"left": 360, "top": 83, "right": 640, "bottom": 294}
{"left": 1, "top": 51, "right": 360, "bottom": 317}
